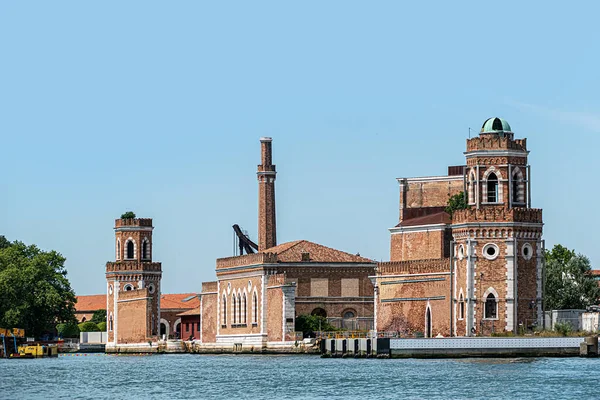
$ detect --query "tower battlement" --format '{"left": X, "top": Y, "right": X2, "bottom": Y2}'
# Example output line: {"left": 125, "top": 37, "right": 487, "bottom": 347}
{"left": 115, "top": 218, "right": 153, "bottom": 228}
{"left": 466, "top": 136, "right": 527, "bottom": 152}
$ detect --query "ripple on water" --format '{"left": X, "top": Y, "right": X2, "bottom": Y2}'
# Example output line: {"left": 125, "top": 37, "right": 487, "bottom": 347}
{"left": 1, "top": 355, "right": 600, "bottom": 400}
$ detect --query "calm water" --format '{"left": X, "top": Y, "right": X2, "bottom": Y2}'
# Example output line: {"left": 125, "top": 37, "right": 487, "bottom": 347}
{"left": 1, "top": 354, "right": 598, "bottom": 399}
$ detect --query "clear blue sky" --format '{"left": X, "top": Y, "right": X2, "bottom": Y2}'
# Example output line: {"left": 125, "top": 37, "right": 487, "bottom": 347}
{"left": 2, "top": 2, "right": 599, "bottom": 295}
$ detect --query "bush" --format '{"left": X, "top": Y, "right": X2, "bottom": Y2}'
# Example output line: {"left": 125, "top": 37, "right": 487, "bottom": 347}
{"left": 57, "top": 322, "right": 80, "bottom": 338}
{"left": 554, "top": 321, "right": 574, "bottom": 336}
{"left": 78, "top": 321, "right": 100, "bottom": 332}
{"left": 295, "top": 314, "right": 337, "bottom": 337}
{"left": 96, "top": 321, "right": 107, "bottom": 331}
{"left": 91, "top": 309, "right": 106, "bottom": 324}
{"left": 121, "top": 211, "right": 136, "bottom": 219}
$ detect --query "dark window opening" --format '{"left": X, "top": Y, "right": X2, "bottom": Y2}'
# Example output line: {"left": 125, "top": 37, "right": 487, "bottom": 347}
{"left": 142, "top": 241, "right": 149, "bottom": 260}
{"left": 512, "top": 177, "right": 519, "bottom": 203}
{"left": 485, "top": 293, "right": 497, "bottom": 319}
{"left": 486, "top": 246, "right": 496, "bottom": 257}
{"left": 343, "top": 310, "right": 355, "bottom": 319}
{"left": 126, "top": 241, "right": 134, "bottom": 259}
{"left": 311, "top": 308, "right": 327, "bottom": 318}
{"left": 487, "top": 173, "right": 498, "bottom": 203}
{"left": 459, "top": 295, "right": 465, "bottom": 319}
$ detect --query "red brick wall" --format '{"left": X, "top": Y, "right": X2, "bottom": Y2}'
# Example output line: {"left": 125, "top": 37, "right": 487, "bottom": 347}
{"left": 390, "top": 230, "right": 446, "bottom": 261}
{"left": 200, "top": 292, "right": 217, "bottom": 343}
{"left": 267, "top": 285, "right": 283, "bottom": 342}
{"left": 405, "top": 180, "right": 463, "bottom": 209}
{"left": 117, "top": 289, "right": 150, "bottom": 343}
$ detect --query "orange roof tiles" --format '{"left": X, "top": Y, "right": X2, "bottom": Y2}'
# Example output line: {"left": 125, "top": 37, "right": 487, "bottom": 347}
{"left": 75, "top": 295, "right": 106, "bottom": 312}
{"left": 261, "top": 240, "right": 374, "bottom": 263}
{"left": 75, "top": 293, "right": 200, "bottom": 312}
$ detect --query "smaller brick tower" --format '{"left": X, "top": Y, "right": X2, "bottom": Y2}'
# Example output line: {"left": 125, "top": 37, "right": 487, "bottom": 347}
{"left": 106, "top": 216, "right": 162, "bottom": 346}
{"left": 257, "top": 137, "right": 277, "bottom": 251}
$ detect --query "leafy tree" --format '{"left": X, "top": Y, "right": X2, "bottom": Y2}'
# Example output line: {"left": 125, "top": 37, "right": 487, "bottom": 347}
{"left": 121, "top": 211, "right": 136, "bottom": 219}
{"left": 445, "top": 192, "right": 469, "bottom": 216}
{"left": 97, "top": 321, "right": 107, "bottom": 331}
{"left": 78, "top": 321, "right": 100, "bottom": 332}
{"left": 91, "top": 309, "right": 106, "bottom": 325}
{"left": 0, "top": 239, "right": 77, "bottom": 338}
{"left": 57, "top": 322, "right": 80, "bottom": 338}
{"left": 295, "top": 314, "right": 337, "bottom": 337}
{"left": 544, "top": 244, "right": 600, "bottom": 310}
{"left": 0, "top": 236, "right": 10, "bottom": 250}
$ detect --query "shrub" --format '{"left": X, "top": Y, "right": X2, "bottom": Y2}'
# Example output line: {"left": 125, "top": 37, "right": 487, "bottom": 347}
{"left": 554, "top": 321, "right": 573, "bottom": 336}
{"left": 78, "top": 321, "right": 100, "bottom": 332}
{"left": 91, "top": 309, "right": 106, "bottom": 324}
{"left": 445, "top": 192, "right": 469, "bottom": 216}
{"left": 121, "top": 211, "right": 136, "bottom": 219}
{"left": 57, "top": 322, "right": 80, "bottom": 338}
{"left": 295, "top": 314, "right": 337, "bottom": 337}
{"left": 97, "top": 321, "right": 107, "bottom": 331}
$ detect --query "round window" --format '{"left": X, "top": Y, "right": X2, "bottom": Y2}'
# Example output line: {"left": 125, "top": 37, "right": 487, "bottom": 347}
{"left": 482, "top": 243, "right": 499, "bottom": 260}
{"left": 109, "top": 285, "right": 113, "bottom": 295}
{"left": 522, "top": 243, "right": 533, "bottom": 260}
{"left": 124, "top": 284, "right": 134, "bottom": 291}
{"left": 458, "top": 245, "right": 465, "bottom": 260}
{"left": 148, "top": 283, "right": 155, "bottom": 294}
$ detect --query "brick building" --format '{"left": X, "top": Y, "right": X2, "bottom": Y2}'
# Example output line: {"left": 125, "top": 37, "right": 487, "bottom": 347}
{"left": 198, "top": 137, "right": 376, "bottom": 349}
{"left": 105, "top": 217, "right": 162, "bottom": 348}
{"left": 375, "top": 117, "right": 544, "bottom": 337}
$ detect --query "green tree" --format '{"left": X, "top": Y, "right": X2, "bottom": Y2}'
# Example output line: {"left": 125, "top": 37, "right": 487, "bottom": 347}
{"left": 544, "top": 244, "right": 600, "bottom": 310}
{"left": 97, "top": 321, "right": 107, "bottom": 331}
{"left": 57, "top": 322, "right": 80, "bottom": 338}
{"left": 295, "top": 314, "right": 337, "bottom": 337}
{"left": 121, "top": 211, "right": 136, "bottom": 219}
{"left": 0, "top": 239, "right": 77, "bottom": 338}
{"left": 78, "top": 321, "right": 100, "bottom": 332}
{"left": 445, "top": 192, "right": 468, "bottom": 216}
{"left": 91, "top": 309, "right": 106, "bottom": 324}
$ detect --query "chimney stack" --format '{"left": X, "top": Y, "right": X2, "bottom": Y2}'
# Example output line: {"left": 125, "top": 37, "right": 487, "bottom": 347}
{"left": 257, "top": 137, "right": 277, "bottom": 251}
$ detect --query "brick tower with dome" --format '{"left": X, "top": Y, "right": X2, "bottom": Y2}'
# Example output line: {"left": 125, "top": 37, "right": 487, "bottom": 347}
{"left": 374, "top": 117, "right": 544, "bottom": 337}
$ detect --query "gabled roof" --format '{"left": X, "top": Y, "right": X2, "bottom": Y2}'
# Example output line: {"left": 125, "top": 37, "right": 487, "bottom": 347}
{"left": 75, "top": 295, "right": 106, "bottom": 312}
{"left": 177, "top": 308, "right": 201, "bottom": 317}
{"left": 261, "top": 240, "right": 374, "bottom": 263}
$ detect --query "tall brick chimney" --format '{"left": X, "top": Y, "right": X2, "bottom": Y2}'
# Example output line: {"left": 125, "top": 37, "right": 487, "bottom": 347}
{"left": 257, "top": 137, "right": 277, "bottom": 251}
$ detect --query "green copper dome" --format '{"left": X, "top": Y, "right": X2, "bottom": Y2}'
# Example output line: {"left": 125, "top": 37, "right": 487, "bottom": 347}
{"left": 481, "top": 117, "right": 512, "bottom": 134}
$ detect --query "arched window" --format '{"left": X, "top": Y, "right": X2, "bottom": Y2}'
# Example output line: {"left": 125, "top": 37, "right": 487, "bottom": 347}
{"left": 142, "top": 239, "right": 149, "bottom": 260}
{"left": 311, "top": 308, "right": 327, "bottom": 318}
{"left": 232, "top": 294, "right": 237, "bottom": 324}
{"left": 242, "top": 293, "right": 247, "bottom": 324}
{"left": 126, "top": 240, "right": 135, "bottom": 259}
{"left": 109, "top": 315, "right": 113, "bottom": 331}
{"left": 512, "top": 168, "right": 524, "bottom": 204}
{"left": 484, "top": 293, "right": 497, "bottom": 319}
{"left": 116, "top": 240, "right": 121, "bottom": 260}
{"left": 487, "top": 173, "right": 498, "bottom": 203}
{"left": 425, "top": 307, "right": 432, "bottom": 338}
{"left": 468, "top": 170, "right": 476, "bottom": 204}
{"left": 222, "top": 294, "right": 227, "bottom": 326}
{"left": 459, "top": 293, "right": 465, "bottom": 320}
{"left": 237, "top": 293, "right": 242, "bottom": 325}
{"left": 124, "top": 283, "right": 134, "bottom": 291}
{"left": 252, "top": 291, "right": 258, "bottom": 324}
{"left": 81, "top": 317, "right": 87, "bottom": 323}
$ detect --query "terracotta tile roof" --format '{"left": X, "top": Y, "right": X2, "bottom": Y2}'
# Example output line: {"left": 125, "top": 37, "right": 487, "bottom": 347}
{"left": 160, "top": 293, "right": 200, "bottom": 310}
{"left": 75, "top": 293, "right": 200, "bottom": 312}
{"left": 261, "top": 240, "right": 374, "bottom": 263}
{"left": 589, "top": 270, "right": 600, "bottom": 276}
{"left": 177, "top": 308, "right": 201, "bottom": 317}
{"left": 397, "top": 211, "right": 451, "bottom": 227}
{"left": 75, "top": 295, "right": 106, "bottom": 312}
